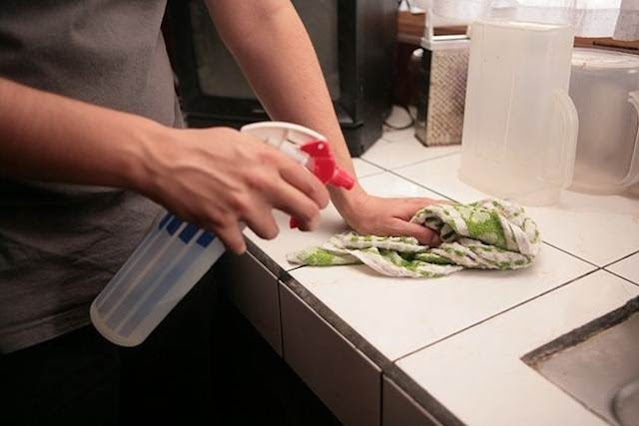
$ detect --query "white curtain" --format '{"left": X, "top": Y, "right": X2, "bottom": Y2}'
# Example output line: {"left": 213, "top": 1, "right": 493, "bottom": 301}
{"left": 423, "top": 0, "right": 639, "bottom": 39}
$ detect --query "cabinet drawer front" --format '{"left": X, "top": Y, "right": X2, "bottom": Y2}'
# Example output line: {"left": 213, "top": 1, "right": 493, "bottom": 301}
{"left": 383, "top": 376, "right": 441, "bottom": 426}
{"left": 217, "top": 252, "right": 282, "bottom": 355}
{"left": 280, "top": 284, "right": 381, "bottom": 426}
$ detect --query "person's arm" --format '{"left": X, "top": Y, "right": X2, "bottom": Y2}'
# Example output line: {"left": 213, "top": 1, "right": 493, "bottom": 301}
{"left": 206, "top": 0, "right": 442, "bottom": 246}
{"left": 0, "top": 77, "right": 328, "bottom": 253}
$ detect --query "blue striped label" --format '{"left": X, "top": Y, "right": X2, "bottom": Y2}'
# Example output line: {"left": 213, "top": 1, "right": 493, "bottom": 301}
{"left": 179, "top": 223, "right": 199, "bottom": 243}
{"left": 166, "top": 217, "right": 183, "bottom": 235}
{"left": 119, "top": 245, "right": 208, "bottom": 338}
{"left": 158, "top": 212, "right": 172, "bottom": 229}
{"left": 196, "top": 232, "right": 215, "bottom": 248}
{"left": 158, "top": 211, "right": 214, "bottom": 247}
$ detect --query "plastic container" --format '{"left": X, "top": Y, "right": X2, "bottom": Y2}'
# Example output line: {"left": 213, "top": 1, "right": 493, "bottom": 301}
{"left": 91, "top": 122, "right": 354, "bottom": 347}
{"left": 90, "top": 212, "right": 223, "bottom": 347}
{"left": 569, "top": 48, "right": 639, "bottom": 195}
{"left": 459, "top": 19, "right": 578, "bottom": 206}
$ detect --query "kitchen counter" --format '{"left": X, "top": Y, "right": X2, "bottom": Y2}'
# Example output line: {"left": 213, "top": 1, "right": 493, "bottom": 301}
{"left": 214, "top": 124, "right": 639, "bottom": 425}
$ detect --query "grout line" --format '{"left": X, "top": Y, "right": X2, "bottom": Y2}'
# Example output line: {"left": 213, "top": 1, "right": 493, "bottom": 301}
{"left": 379, "top": 371, "right": 384, "bottom": 426}
{"left": 604, "top": 269, "right": 639, "bottom": 288}
{"left": 285, "top": 264, "right": 306, "bottom": 274}
{"left": 392, "top": 268, "right": 601, "bottom": 363}
{"left": 539, "top": 241, "right": 600, "bottom": 268}
{"left": 358, "top": 158, "right": 390, "bottom": 172}
{"left": 277, "top": 277, "right": 286, "bottom": 358}
{"left": 356, "top": 170, "right": 387, "bottom": 180}
{"left": 386, "top": 169, "right": 460, "bottom": 202}
{"left": 362, "top": 151, "right": 460, "bottom": 174}
{"left": 358, "top": 158, "right": 392, "bottom": 175}
{"left": 389, "top": 151, "right": 461, "bottom": 172}
{"left": 358, "top": 156, "right": 388, "bottom": 170}
{"left": 360, "top": 156, "right": 460, "bottom": 201}
{"left": 602, "top": 248, "right": 639, "bottom": 269}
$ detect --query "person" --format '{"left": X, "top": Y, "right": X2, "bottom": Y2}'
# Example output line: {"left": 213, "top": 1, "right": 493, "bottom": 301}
{"left": 0, "top": 1, "right": 442, "bottom": 424}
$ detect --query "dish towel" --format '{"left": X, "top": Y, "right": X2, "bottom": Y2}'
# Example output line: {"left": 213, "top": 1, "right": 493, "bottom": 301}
{"left": 287, "top": 199, "right": 541, "bottom": 278}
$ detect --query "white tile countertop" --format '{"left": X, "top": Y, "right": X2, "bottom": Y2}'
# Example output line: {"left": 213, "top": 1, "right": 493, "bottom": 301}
{"left": 361, "top": 128, "right": 460, "bottom": 171}
{"left": 236, "top": 127, "right": 639, "bottom": 425}
{"left": 608, "top": 252, "right": 639, "bottom": 284}
{"left": 395, "top": 154, "right": 639, "bottom": 266}
{"left": 289, "top": 240, "right": 594, "bottom": 361}
{"left": 396, "top": 270, "right": 639, "bottom": 425}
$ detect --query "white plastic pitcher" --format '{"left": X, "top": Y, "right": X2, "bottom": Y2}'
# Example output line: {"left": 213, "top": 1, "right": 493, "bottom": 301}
{"left": 459, "top": 20, "right": 578, "bottom": 206}
{"left": 90, "top": 122, "right": 354, "bottom": 347}
{"left": 569, "top": 48, "right": 639, "bottom": 195}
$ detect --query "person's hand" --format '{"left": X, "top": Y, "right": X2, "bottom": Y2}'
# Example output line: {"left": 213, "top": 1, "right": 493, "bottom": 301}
{"left": 338, "top": 191, "right": 447, "bottom": 247}
{"left": 136, "top": 126, "right": 330, "bottom": 254}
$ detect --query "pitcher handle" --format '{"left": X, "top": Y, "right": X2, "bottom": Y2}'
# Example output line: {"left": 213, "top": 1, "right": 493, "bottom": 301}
{"left": 620, "top": 90, "right": 639, "bottom": 187}
{"left": 552, "top": 89, "right": 579, "bottom": 189}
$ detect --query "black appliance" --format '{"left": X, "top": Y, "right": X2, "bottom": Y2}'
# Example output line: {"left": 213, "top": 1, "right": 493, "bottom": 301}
{"left": 165, "top": 0, "right": 396, "bottom": 157}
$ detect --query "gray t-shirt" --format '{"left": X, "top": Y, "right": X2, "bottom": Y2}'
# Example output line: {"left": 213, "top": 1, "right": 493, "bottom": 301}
{"left": 0, "top": 0, "right": 181, "bottom": 352}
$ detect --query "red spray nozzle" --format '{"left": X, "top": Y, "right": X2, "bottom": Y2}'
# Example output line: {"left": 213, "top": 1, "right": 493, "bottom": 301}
{"left": 328, "top": 168, "right": 355, "bottom": 190}
{"left": 290, "top": 140, "right": 355, "bottom": 228}
{"left": 299, "top": 140, "right": 355, "bottom": 189}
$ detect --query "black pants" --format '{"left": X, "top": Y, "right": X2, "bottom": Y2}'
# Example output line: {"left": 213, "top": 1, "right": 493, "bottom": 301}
{"left": 1, "top": 278, "right": 214, "bottom": 426}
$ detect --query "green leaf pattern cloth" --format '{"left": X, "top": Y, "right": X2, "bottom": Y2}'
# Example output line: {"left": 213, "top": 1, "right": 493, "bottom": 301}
{"left": 287, "top": 199, "right": 541, "bottom": 278}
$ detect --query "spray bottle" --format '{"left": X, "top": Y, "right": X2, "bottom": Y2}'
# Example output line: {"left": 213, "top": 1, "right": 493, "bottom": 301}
{"left": 90, "top": 122, "right": 354, "bottom": 346}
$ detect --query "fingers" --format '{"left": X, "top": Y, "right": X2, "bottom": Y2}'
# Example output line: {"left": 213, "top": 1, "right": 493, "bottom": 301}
{"left": 247, "top": 147, "right": 328, "bottom": 232}
{"left": 243, "top": 205, "right": 280, "bottom": 240}
{"left": 392, "top": 197, "right": 451, "bottom": 220}
{"left": 386, "top": 218, "right": 441, "bottom": 247}
{"left": 242, "top": 175, "right": 321, "bottom": 233}
{"left": 294, "top": 213, "right": 320, "bottom": 232}
{"left": 158, "top": 128, "right": 330, "bottom": 252}
{"left": 279, "top": 160, "right": 330, "bottom": 209}
{"left": 263, "top": 179, "right": 322, "bottom": 231}
{"left": 209, "top": 221, "right": 246, "bottom": 255}
{"left": 242, "top": 162, "right": 322, "bottom": 231}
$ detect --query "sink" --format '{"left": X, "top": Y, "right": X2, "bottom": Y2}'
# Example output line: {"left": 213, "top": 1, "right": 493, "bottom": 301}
{"left": 523, "top": 297, "right": 639, "bottom": 426}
